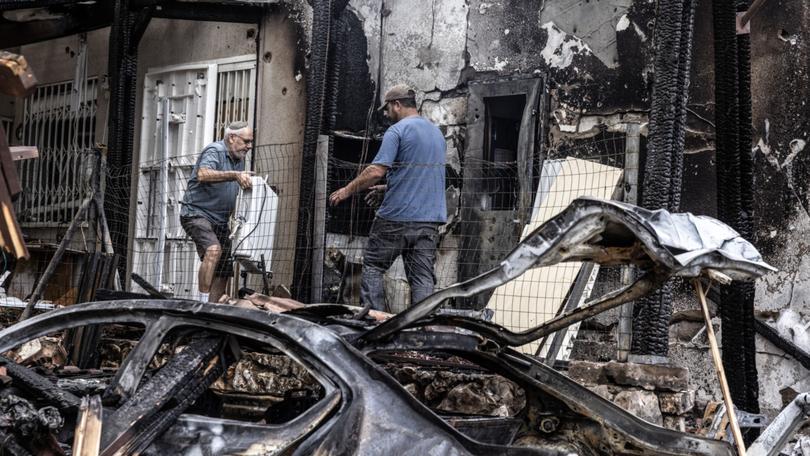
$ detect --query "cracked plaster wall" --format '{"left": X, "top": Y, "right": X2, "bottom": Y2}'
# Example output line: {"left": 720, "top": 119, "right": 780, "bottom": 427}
{"left": 344, "top": 0, "right": 661, "bottom": 194}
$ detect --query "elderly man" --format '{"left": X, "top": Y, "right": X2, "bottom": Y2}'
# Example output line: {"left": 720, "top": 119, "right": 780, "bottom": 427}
{"left": 330, "top": 84, "right": 446, "bottom": 313}
{"left": 180, "top": 121, "right": 254, "bottom": 302}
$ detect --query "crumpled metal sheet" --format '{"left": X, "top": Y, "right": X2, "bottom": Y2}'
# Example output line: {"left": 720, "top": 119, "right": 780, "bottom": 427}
{"left": 362, "top": 197, "right": 775, "bottom": 345}
{"left": 602, "top": 198, "right": 775, "bottom": 273}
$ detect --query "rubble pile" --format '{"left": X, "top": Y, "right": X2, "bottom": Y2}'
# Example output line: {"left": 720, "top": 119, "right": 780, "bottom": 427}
{"left": 0, "top": 377, "right": 66, "bottom": 454}
{"left": 386, "top": 363, "right": 526, "bottom": 417}
{"left": 215, "top": 352, "right": 321, "bottom": 395}
{"left": 568, "top": 360, "right": 695, "bottom": 431}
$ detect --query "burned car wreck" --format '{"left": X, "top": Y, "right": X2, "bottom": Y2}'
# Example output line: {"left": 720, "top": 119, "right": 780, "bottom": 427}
{"left": 0, "top": 198, "right": 799, "bottom": 455}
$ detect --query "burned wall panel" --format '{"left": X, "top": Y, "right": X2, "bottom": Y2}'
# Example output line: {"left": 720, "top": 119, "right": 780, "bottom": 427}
{"left": 458, "top": 77, "right": 542, "bottom": 309}
{"left": 334, "top": 9, "right": 375, "bottom": 132}
{"left": 326, "top": 135, "right": 381, "bottom": 237}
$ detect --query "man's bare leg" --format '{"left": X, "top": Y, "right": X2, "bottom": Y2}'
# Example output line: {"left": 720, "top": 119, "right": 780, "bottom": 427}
{"left": 210, "top": 277, "right": 229, "bottom": 303}
{"left": 198, "top": 245, "right": 222, "bottom": 301}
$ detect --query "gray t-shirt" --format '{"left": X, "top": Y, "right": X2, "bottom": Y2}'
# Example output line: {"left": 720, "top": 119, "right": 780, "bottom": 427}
{"left": 180, "top": 140, "right": 245, "bottom": 225}
{"left": 372, "top": 116, "right": 447, "bottom": 223}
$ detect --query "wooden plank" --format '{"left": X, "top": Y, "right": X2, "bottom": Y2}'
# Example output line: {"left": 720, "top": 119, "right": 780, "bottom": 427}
{"left": 694, "top": 279, "right": 746, "bottom": 456}
{"left": 9, "top": 146, "right": 38, "bottom": 161}
{"left": 488, "top": 157, "right": 623, "bottom": 355}
{"left": 72, "top": 395, "right": 103, "bottom": 456}
{"left": 0, "top": 180, "right": 28, "bottom": 260}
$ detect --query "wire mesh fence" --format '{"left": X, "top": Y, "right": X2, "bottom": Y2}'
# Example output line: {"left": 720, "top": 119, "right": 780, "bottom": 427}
{"left": 6, "top": 130, "right": 636, "bottom": 362}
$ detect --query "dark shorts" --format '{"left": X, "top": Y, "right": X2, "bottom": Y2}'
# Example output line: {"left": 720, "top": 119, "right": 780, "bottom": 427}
{"left": 180, "top": 216, "right": 234, "bottom": 278}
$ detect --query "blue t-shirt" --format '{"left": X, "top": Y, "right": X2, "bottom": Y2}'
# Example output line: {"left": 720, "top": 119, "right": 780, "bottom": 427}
{"left": 180, "top": 140, "right": 245, "bottom": 225}
{"left": 372, "top": 116, "right": 446, "bottom": 223}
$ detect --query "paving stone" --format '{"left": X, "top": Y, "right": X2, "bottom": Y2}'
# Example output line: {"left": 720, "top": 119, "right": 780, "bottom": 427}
{"left": 567, "top": 360, "right": 608, "bottom": 385}
{"left": 658, "top": 390, "right": 695, "bottom": 415}
{"left": 588, "top": 384, "right": 614, "bottom": 401}
{"left": 663, "top": 414, "right": 686, "bottom": 432}
{"left": 603, "top": 361, "right": 689, "bottom": 392}
{"left": 613, "top": 389, "right": 663, "bottom": 426}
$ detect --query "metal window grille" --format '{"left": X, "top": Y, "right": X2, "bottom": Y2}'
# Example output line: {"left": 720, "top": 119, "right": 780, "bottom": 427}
{"left": 16, "top": 78, "right": 98, "bottom": 226}
{"left": 215, "top": 62, "right": 255, "bottom": 139}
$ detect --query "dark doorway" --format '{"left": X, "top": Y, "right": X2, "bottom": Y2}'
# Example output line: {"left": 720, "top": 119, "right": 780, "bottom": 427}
{"left": 484, "top": 94, "right": 525, "bottom": 210}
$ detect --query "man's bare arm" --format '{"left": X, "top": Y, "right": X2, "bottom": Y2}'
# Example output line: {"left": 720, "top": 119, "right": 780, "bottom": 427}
{"left": 197, "top": 168, "right": 253, "bottom": 189}
{"left": 329, "top": 164, "right": 387, "bottom": 206}
{"left": 345, "top": 164, "right": 387, "bottom": 194}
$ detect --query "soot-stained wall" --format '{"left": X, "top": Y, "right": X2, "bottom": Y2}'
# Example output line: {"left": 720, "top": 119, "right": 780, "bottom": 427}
{"left": 330, "top": 0, "right": 809, "bottom": 417}
{"left": 748, "top": 0, "right": 810, "bottom": 417}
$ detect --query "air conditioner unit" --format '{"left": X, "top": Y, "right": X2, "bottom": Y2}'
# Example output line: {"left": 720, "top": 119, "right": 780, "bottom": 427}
{"left": 229, "top": 176, "right": 279, "bottom": 273}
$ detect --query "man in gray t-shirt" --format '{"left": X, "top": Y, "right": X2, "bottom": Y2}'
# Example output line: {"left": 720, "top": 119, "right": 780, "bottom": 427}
{"left": 330, "top": 84, "right": 446, "bottom": 314}
{"left": 180, "top": 121, "right": 253, "bottom": 303}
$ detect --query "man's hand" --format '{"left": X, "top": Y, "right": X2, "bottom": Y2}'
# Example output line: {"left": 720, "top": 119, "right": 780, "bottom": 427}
{"left": 235, "top": 171, "right": 253, "bottom": 189}
{"left": 330, "top": 187, "right": 351, "bottom": 206}
{"left": 364, "top": 184, "right": 387, "bottom": 207}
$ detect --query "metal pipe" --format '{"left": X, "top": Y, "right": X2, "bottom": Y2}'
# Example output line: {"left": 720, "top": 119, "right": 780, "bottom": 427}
{"left": 747, "top": 393, "right": 810, "bottom": 456}
{"left": 154, "top": 96, "right": 169, "bottom": 291}
{"left": 540, "top": 262, "right": 597, "bottom": 362}
{"left": 311, "top": 135, "right": 329, "bottom": 301}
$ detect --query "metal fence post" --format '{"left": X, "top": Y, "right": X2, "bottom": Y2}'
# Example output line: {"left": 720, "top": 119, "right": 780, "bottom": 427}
{"left": 311, "top": 135, "right": 329, "bottom": 302}
{"left": 617, "top": 122, "right": 640, "bottom": 362}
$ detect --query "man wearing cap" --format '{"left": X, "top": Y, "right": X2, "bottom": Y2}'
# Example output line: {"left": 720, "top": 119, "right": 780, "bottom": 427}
{"left": 180, "top": 121, "right": 254, "bottom": 303}
{"left": 329, "top": 84, "right": 446, "bottom": 313}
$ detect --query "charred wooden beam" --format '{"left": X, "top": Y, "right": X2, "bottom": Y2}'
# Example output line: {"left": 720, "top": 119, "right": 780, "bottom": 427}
{"left": 0, "top": 355, "right": 80, "bottom": 412}
{"left": 104, "top": 0, "right": 146, "bottom": 289}
{"left": 0, "top": 4, "right": 113, "bottom": 47}
{"left": 100, "top": 334, "right": 236, "bottom": 456}
{"left": 130, "top": 273, "right": 167, "bottom": 299}
{"left": 149, "top": 1, "right": 263, "bottom": 23}
{"left": 0, "top": 0, "right": 82, "bottom": 11}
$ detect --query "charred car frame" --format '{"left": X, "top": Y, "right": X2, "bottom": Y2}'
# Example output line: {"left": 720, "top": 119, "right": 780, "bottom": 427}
{"left": 1, "top": 198, "right": 802, "bottom": 456}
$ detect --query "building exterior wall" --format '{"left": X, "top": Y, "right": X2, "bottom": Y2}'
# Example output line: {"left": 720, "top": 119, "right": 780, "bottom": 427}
{"left": 342, "top": 0, "right": 810, "bottom": 418}
{"left": 9, "top": 31, "right": 111, "bottom": 303}
{"left": 254, "top": 7, "right": 309, "bottom": 289}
